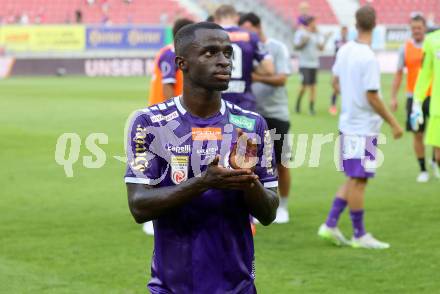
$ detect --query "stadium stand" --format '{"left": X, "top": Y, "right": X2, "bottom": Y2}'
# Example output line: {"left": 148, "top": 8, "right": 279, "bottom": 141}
{"left": 359, "top": 0, "right": 439, "bottom": 24}
{"left": 0, "top": 0, "right": 197, "bottom": 24}
{"left": 264, "top": 0, "right": 338, "bottom": 24}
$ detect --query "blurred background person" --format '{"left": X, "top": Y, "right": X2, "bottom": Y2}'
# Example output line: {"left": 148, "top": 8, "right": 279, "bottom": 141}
{"left": 214, "top": 4, "right": 274, "bottom": 111}
{"left": 390, "top": 14, "right": 438, "bottom": 182}
{"left": 329, "top": 25, "right": 348, "bottom": 116}
{"left": 240, "top": 12, "right": 293, "bottom": 224}
{"left": 294, "top": 16, "right": 331, "bottom": 115}
{"left": 148, "top": 18, "right": 194, "bottom": 107}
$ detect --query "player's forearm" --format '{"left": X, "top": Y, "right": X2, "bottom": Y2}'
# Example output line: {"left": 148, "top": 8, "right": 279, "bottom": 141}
{"left": 126, "top": 178, "right": 207, "bottom": 223}
{"left": 244, "top": 182, "right": 278, "bottom": 226}
{"left": 391, "top": 71, "right": 403, "bottom": 100}
{"left": 367, "top": 92, "right": 399, "bottom": 128}
{"left": 255, "top": 59, "right": 275, "bottom": 76}
{"left": 254, "top": 74, "right": 287, "bottom": 86}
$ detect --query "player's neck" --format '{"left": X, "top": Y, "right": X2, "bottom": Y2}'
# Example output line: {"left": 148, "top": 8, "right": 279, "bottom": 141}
{"left": 181, "top": 87, "right": 222, "bottom": 119}
{"left": 356, "top": 31, "right": 372, "bottom": 45}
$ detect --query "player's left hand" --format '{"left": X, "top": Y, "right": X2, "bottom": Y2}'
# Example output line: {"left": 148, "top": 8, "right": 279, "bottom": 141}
{"left": 229, "top": 128, "right": 258, "bottom": 172}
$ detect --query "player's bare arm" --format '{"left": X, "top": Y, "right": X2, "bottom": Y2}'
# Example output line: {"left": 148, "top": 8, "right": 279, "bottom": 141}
{"left": 294, "top": 35, "right": 309, "bottom": 50}
{"left": 366, "top": 90, "right": 403, "bottom": 139}
{"left": 127, "top": 160, "right": 258, "bottom": 223}
{"left": 252, "top": 72, "right": 288, "bottom": 87}
{"left": 332, "top": 76, "right": 340, "bottom": 95}
{"left": 253, "top": 58, "right": 275, "bottom": 76}
{"left": 391, "top": 69, "right": 403, "bottom": 112}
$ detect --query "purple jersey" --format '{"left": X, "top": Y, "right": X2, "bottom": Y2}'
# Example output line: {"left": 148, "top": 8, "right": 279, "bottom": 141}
{"left": 158, "top": 47, "right": 177, "bottom": 84}
{"left": 124, "top": 96, "right": 278, "bottom": 294}
{"left": 222, "top": 26, "right": 269, "bottom": 111}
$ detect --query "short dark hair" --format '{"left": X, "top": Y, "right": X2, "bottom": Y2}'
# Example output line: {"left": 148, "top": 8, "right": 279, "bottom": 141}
{"left": 206, "top": 15, "right": 214, "bottom": 22}
{"left": 214, "top": 5, "right": 237, "bottom": 20}
{"left": 238, "top": 12, "right": 261, "bottom": 27}
{"left": 356, "top": 5, "right": 376, "bottom": 32}
{"left": 174, "top": 22, "right": 226, "bottom": 56}
{"left": 172, "top": 18, "right": 195, "bottom": 38}
{"left": 410, "top": 14, "right": 426, "bottom": 26}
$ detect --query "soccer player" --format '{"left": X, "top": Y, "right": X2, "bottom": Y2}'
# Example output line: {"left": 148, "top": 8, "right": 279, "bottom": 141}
{"left": 318, "top": 6, "right": 403, "bottom": 249}
{"left": 240, "top": 12, "right": 292, "bottom": 223}
{"left": 294, "top": 16, "right": 331, "bottom": 115}
{"left": 413, "top": 28, "right": 440, "bottom": 175}
{"left": 214, "top": 5, "right": 274, "bottom": 111}
{"left": 329, "top": 25, "right": 348, "bottom": 116}
{"left": 124, "top": 22, "right": 279, "bottom": 293}
{"left": 391, "top": 15, "right": 438, "bottom": 182}
{"left": 148, "top": 18, "right": 194, "bottom": 106}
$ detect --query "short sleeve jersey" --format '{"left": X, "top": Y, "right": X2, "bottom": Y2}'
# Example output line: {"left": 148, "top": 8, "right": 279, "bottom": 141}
{"left": 124, "top": 96, "right": 278, "bottom": 294}
{"left": 222, "top": 26, "right": 269, "bottom": 109}
{"left": 332, "top": 41, "right": 383, "bottom": 135}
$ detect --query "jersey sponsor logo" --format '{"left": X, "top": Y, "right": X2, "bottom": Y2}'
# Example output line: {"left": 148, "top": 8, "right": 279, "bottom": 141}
{"left": 229, "top": 114, "right": 256, "bottom": 131}
{"left": 171, "top": 155, "right": 188, "bottom": 184}
{"left": 196, "top": 146, "right": 218, "bottom": 156}
{"left": 227, "top": 31, "right": 250, "bottom": 42}
{"left": 191, "top": 127, "right": 223, "bottom": 141}
{"left": 150, "top": 111, "right": 179, "bottom": 123}
{"left": 166, "top": 144, "right": 191, "bottom": 154}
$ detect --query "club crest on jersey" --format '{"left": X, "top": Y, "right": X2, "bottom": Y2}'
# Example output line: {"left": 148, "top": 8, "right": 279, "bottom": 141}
{"left": 171, "top": 155, "right": 188, "bottom": 185}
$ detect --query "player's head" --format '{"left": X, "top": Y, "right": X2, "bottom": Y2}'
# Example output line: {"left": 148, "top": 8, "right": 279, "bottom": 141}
{"left": 206, "top": 15, "right": 214, "bottom": 22}
{"left": 174, "top": 22, "right": 232, "bottom": 91}
{"left": 214, "top": 5, "right": 239, "bottom": 25}
{"left": 341, "top": 25, "right": 348, "bottom": 38}
{"left": 239, "top": 12, "right": 262, "bottom": 35}
{"left": 355, "top": 6, "right": 376, "bottom": 33}
{"left": 305, "top": 16, "right": 316, "bottom": 31}
{"left": 409, "top": 14, "right": 427, "bottom": 42}
{"left": 172, "top": 18, "right": 195, "bottom": 38}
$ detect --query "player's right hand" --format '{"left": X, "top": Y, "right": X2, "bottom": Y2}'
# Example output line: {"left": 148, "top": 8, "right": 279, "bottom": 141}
{"left": 200, "top": 155, "right": 258, "bottom": 190}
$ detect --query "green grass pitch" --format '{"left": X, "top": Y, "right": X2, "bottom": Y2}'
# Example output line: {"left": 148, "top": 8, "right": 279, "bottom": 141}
{"left": 1, "top": 73, "right": 439, "bottom": 293}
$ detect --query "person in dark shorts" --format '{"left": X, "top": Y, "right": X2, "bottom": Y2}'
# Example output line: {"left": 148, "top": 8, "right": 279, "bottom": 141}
{"left": 241, "top": 12, "right": 293, "bottom": 223}
{"left": 293, "top": 16, "right": 331, "bottom": 115}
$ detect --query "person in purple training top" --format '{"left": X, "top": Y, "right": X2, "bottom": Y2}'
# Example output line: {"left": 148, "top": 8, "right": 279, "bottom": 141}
{"left": 214, "top": 5, "right": 274, "bottom": 111}
{"left": 124, "top": 22, "right": 279, "bottom": 293}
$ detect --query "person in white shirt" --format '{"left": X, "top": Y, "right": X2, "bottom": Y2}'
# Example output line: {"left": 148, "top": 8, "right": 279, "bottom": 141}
{"left": 318, "top": 6, "right": 403, "bottom": 249}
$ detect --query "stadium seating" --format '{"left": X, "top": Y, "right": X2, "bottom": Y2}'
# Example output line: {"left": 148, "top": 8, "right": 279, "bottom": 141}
{"left": 359, "top": 0, "right": 439, "bottom": 24}
{"left": 0, "top": 0, "right": 197, "bottom": 24}
{"left": 263, "top": 0, "right": 338, "bottom": 24}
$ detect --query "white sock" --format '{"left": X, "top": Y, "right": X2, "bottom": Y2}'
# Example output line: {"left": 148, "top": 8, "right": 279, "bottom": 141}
{"left": 279, "top": 196, "right": 288, "bottom": 209}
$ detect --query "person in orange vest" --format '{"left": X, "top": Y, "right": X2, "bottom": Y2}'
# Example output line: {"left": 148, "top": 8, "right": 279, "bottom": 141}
{"left": 391, "top": 14, "right": 438, "bottom": 183}
{"left": 148, "top": 18, "right": 194, "bottom": 106}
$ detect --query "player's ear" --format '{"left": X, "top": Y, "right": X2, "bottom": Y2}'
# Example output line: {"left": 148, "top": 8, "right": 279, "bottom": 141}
{"left": 175, "top": 56, "right": 188, "bottom": 72}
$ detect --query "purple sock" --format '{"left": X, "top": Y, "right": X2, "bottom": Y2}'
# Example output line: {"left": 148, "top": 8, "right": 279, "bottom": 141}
{"left": 350, "top": 210, "right": 366, "bottom": 238}
{"left": 325, "top": 197, "right": 347, "bottom": 228}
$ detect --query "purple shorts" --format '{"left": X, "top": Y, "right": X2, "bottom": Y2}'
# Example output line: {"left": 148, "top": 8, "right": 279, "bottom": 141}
{"left": 340, "top": 133, "right": 378, "bottom": 179}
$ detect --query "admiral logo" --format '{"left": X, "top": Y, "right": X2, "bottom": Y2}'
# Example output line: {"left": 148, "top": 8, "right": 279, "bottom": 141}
{"left": 166, "top": 144, "right": 191, "bottom": 154}
{"left": 150, "top": 111, "right": 179, "bottom": 123}
{"left": 192, "top": 128, "right": 223, "bottom": 141}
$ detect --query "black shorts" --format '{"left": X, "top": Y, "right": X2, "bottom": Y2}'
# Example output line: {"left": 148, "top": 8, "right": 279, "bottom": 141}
{"left": 299, "top": 67, "right": 317, "bottom": 86}
{"left": 264, "top": 117, "right": 290, "bottom": 164}
{"left": 406, "top": 96, "right": 430, "bottom": 132}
